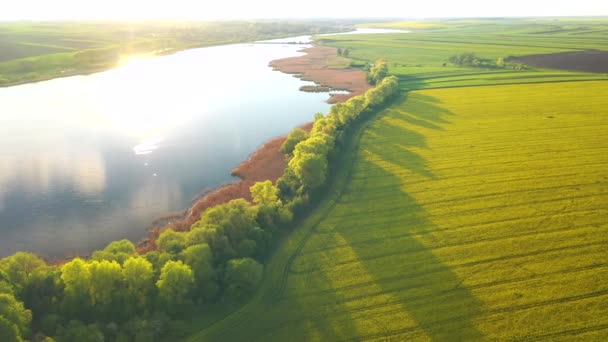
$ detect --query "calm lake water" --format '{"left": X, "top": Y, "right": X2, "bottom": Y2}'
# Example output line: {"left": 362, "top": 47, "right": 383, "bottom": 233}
{"left": 0, "top": 28, "right": 407, "bottom": 258}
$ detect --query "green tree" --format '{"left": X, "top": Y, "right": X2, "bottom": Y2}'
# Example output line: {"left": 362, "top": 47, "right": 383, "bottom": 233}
{"left": 123, "top": 257, "right": 154, "bottom": 311}
{"left": 201, "top": 199, "right": 259, "bottom": 259}
{"left": 186, "top": 224, "right": 219, "bottom": 247}
{"left": 224, "top": 258, "right": 263, "bottom": 300}
{"left": 336, "top": 47, "right": 343, "bottom": 56}
{"left": 496, "top": 57, "right": 505, "bottom": 67}
{"left": 292, "top": 135, "right": 332, "bottom": 156}
{"left": 0, "top": 270, "right": 14, "bottom": 296}
{"left": 0, "top": 316, "right": 20, "bottom": 342}
{"left": 156, "top": 261, "right": 194, "bottom": 314}
{"left": 91, "top": 239, "right": 135, "bottom": 264}
{"left": 60, "top": 258, "right": 90, "bottom": 298}
{"left": 0, "top": 293, "right": 31, "bottom": 340}
{"left": 0, "top": 252, "right": 46, "bottom": 295}
{"left": 22, "top": 268, "right": 61, "bottom": 322}
{"left": 182, "top": 244, "right": 218, "bottom": 301}
{"left": 60, "top": 258, "right": 92, "bottom": 318}
{"left": 157, "top": 229, "right": 187, "bottom": 254}
{"left": 367, "top": 58, "right": 388, "bottom": 85}
{"left": 288, "top": 152, "right": 327, "bottom": 189}
{"left": 55, "top": 320, "right": 103, "bottom": 342}
{"left": 280, "top": 128, "right": 309, "bottom": 155}
{"left": 250, "top": 180, "right": 279, "bottom": 205}
{"left": 88, "top": 260, "right": 122, "bottom": 310}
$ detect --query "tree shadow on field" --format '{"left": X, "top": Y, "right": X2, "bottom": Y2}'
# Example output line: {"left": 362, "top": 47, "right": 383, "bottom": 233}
{"left": 320, "top": 92, "right": 483, "bottom": 340}
{"left": 363, "top": 93, "right": 453, "bottom": 180}
{"left": 224, "top": 93, "right": 483, "bottom": 341}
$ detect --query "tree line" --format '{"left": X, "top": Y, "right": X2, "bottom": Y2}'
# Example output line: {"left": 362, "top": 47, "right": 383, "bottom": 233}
{"left": 448, "top": 52, "right": 527, "bottom": 70}
{"left": 0, "top": 65, "right": 400, "bottom": 342}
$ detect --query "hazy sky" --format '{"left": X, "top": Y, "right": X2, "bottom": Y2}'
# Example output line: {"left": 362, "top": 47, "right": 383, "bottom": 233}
{"left": 1, "top": 0, "right": 607, "bottom": 20}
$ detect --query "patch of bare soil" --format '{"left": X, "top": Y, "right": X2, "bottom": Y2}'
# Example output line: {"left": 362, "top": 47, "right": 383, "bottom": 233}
{"left": 512, "top": 51, "right": 608, "bottom": 73}
{"left": 270, "top": 46, "right": 372, "bottom": 103}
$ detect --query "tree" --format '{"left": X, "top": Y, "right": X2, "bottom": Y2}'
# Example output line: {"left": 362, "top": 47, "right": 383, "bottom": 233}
{"left": 201, "top": 199, "right": 259, "bottom": 259}
{"left": 255, "top": 201, "right": 292, "bottom": 233}
{"left": 91, "top": 240, "right": 135, "bottom": 264}
{"left": 60, "top": 259, "right": 90, "bottom": 298}
{"left": 181, "top": 244, "right": 218, "bottom": 301}
{"left": 0, "top": 316, "right": 20, "bottom": 342}
{"left": 292, "top": 134, "right": 332, "bottom": 156}
{"left": 337, "top": 47, "right": 343, "bottom": 56}
{"left": 156, "top": 261, "right": 194, "bottom": 314}
{"left": 224, "top": 258, "right": 263, "bottom": 300}
{"left": 496, "top": 57, "right": 505, "bottom": 67}
{"left": 186, "top": 224, "right": 218, "bottom": 247}
{"left": 87, "top": 260, "right": 123, "bottom": 312}
{"left": 60, "top": 258, "right": 92, "bottom": 318}
{"left": 250, "top": 180, "right": 279, "bottom": 205}
{"left": 0, "top": 252, "right": 46, "bottom": 295}
{"left": 280, "top": 128, "right": 308, "bottom": 155}
{"left": 367, "top": 58, "right": 388, "bottom": 85}
{"left": 0, "top": 270, "right": 14, "bottom": 296}
{"left": 123, "top": 257, "right": 154, "bottom": 311}
{"left": 22, "top": 268, "right": 61, "bottom": 322}
{"left": 288, "top": 152, "right": 327, "bottom": 189}
{"left": 342, "top": 48, "right": 350, "bottom": 57}
{"left": 157, "top": 229, "right": 187, "bottom": 254}
{"left": 0, "top": 293, "right": 31, "bottom": 340}
{"left": 55, "top": 320, "right": 103, "bottom": 342}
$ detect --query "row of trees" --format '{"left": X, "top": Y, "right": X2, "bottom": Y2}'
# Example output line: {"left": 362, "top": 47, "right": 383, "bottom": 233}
{"left": 448, "top": 52, "right": 527, "bottom": 70}
{"left": 366, "top": 59, "right": 388, "bottom": 85}
{"left": 0, "top": 66, "right": 400, "bottom": 342}
{"left": 337, "top": 47, "right": 351, "bottom": 57}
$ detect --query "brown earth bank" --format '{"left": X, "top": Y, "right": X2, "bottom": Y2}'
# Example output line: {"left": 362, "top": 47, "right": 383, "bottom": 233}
{"left": 270, "top": 46, "right": 372, "bottom": 103}
{"left": 138, "top": 45, "right": 370, "bottom": 253}
{"left": 137, "top": 122, "right": 315, "bottom": 253}
{"left": 512, "top": 50, "right": 608, "bottom": 73}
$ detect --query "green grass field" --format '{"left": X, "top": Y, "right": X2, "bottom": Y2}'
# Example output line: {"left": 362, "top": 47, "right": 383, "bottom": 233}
{"left": 319, "top": 18, "right": 608, "bottom": 90}
{"left": 187, "top": 81, "right": 608, "bottom": 340}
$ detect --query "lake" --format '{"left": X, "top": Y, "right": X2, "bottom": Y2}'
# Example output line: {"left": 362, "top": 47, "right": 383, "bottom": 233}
{"left": 0, "top": 28, "right": 407, "bottom": 258}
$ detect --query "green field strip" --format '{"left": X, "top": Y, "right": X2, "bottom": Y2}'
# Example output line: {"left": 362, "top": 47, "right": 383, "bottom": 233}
{"left": 289, "top": 222, "right": 607, "bottom": 276}
{"left": 297, "top": 208, "right": 607, "bottom": 260}
{"left": 300, "top": 205, "right": 604, "bottom": 251}
{"left": 289, "top": 244, "right": 608, "bottom": 301}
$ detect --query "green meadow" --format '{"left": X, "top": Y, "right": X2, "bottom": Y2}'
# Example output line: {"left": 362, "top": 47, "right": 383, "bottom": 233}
{"left": 319, "top": 18, "right": 608, "bottom": 90}
{"left": 188, "top": 19, "right": 608, "bottom": 341}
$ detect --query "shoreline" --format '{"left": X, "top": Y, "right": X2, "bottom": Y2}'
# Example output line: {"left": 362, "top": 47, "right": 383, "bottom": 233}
{"left": 137, "top": 44, "right": 369, "bottom": 253}
{"left": 0, "top": 29, "right": 358, "bottom": 89}
{"left": 0, "top": 46, "right": 184, "bottom": 88}
{"left": 269, "top": 46, "right": 372, "bottom": 104}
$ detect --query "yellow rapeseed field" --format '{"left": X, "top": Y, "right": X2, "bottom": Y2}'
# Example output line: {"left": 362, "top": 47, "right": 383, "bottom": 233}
{"left": 194, "top": 81, "right": 608, "bottom": 341}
